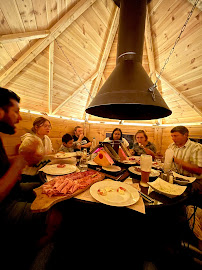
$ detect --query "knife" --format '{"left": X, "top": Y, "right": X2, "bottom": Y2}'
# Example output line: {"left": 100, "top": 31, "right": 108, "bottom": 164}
{"left": 138, "top": 190, "right": 155, "bottom": 203}
{"left": 174, "top": 177, "right": 190, "bottom": 183}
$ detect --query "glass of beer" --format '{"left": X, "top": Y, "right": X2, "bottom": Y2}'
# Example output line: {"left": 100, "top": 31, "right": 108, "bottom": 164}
{"left": 140, "top": 154, "right": 152, "bottom": 187}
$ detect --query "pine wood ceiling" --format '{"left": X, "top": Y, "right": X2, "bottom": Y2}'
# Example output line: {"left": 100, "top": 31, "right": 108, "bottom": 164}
{"left": 0, "top": 0, "right": 202, "bottom": 125}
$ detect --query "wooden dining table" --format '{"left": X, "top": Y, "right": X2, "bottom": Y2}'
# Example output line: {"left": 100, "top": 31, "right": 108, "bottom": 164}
{"left": 80, "top": 163, "right": 194, "bottom": 211}
{"left": 37, "top": 161, "right": 195, "bottom": 264}
{"left": 38, "top": 161, "right": 194, "bottom": 214}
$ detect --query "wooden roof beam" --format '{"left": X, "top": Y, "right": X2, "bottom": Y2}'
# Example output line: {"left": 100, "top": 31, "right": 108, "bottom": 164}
{"left": 0, "top": 30, "right": 50, "bottom": 43}
{"left": 145, "top": 6, "right": 163, "bottom": 96}
{"left": 48, "top": 42, "right": 54, "bottom": 114}
{"left": 0, "top": 0, "right": 97, "bottom": 87}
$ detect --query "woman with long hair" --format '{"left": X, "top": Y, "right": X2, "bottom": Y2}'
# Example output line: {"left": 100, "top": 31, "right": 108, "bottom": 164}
{"left": 104, "top": 128, "right": 129, "bottom": 153}
{"left": 19, "top": 117, "right": 53, "bottom": 178}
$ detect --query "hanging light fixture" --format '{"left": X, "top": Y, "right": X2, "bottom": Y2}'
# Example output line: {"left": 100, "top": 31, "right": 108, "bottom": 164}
{"left": 86, "top": 0, "right": 172, "bottom": 120}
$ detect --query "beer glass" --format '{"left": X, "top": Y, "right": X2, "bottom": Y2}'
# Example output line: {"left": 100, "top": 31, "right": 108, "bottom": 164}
{"left": 140, "top": 154, "right": 152, "bottom": 187}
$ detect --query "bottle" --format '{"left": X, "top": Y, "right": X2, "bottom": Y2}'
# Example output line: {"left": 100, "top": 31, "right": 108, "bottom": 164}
{"left": 91, "top": 137, "right": 97, "bottom": 150}
{"left": 79, "top": 148, "right": 88, "bottom": 172}
{"left": 167, "top": 170, "right": 174, "bottom": 184}
{"left": 169, "top": 171, "right": 174, "bottom": 184}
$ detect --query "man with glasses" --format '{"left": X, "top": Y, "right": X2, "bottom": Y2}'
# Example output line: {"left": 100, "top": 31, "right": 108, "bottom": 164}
{"left": 19, "top": 116, "right": 54, "bottom": 179}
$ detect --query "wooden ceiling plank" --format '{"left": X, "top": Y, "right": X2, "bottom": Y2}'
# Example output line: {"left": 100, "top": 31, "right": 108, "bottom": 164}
{"left": 0, "top": 30, "right": 50, "bottom": 43}
{"left": 75, "top": 14, "right": 103, "bottom": 46}
{"left": 156, "top": 71, "right": 202, "bottom": 117}
{"left": 85, "top": 6, "right": 119, "bottom": 110}
{"left": 15, "top": 0, "right": 37, "bottom": 32}
{"left": 31, "top": 0, "right": 48, "bottom": 30}
{"left": 145, "top": 7, "right": 162, "bottom": 95}
{"left": 62, "top": 25, "right": 100, "bottom": 59}
{"left": 91, "top": 0, "right": 112, "bottom": 28}
{"left": 54, "top": 46, "right": 94, "bottom": 76}
{"left": 0, "top": 0, "right": 97, "bottom": 87}
{"left": 71, "top": 23, "right": 101, "bottom": 54}
{"left": 52, "top": 71, "right": 98, "bottom": 115}
{"left": 0, "top": 0, "right": 25, "bottom": 32}
{"left": 46, "top": 0, "right": 60, "bottom": 29}
{"left": 48, "top": 42, "right": 54, "bottom": 114}
{"left": 58, "top": 33, "right": 98, "bottom": 63}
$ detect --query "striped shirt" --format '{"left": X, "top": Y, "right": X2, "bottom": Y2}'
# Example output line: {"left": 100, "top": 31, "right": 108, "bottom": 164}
{"left": 168, "top": 139, "right": 202, "bottom": 178}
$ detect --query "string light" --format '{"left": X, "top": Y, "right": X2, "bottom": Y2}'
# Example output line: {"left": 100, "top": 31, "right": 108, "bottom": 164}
{"left": 20, "top": 108, "right": 201, "bottom": 126}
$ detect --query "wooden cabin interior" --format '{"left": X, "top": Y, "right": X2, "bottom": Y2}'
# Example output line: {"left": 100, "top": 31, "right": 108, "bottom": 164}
{"left": 0, "top": 1, "right": 202, "bottom": 269}
{"left": 0, "top": 0, "right": 202, "bottom": 156}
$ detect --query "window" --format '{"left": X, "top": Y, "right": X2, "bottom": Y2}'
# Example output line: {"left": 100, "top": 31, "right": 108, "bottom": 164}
{"left": 106, "top": 133, "right": 134, "bottom": 148}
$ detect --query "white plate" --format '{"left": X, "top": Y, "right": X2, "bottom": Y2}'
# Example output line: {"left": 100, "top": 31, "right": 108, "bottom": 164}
{"left": 90, "top": 180, "right": 140, "bottom": 207}
{"left": 129, "top": 156, "right": 140, "bottom": 162}
{"left": 87, "top": 160, "right": 98, "bottom": 166}
{"left": 102, "top": 165, "right": 121, "bottom": 172}
{"left": 54, "top": 152, "right": 76, "bottom": 158}
{"left": 122, "top": 159, "right": 137, "bottom": 165}
{"left": 152, "top": 161, "right": 164, "bottom": 170}
{"left": 40, "top": 164, "right": 77, "bottom": 175}
{"left": 172, "top": 172, "right": 196, "bottom": 185}
{"left": 148, "top": 178, "right": 187, "bottom": 198}
{"left": 128, "top": 166, "right": 160, "bottom": 178}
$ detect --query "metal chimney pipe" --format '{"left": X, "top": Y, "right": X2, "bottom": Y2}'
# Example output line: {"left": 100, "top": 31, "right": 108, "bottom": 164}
{"left": 86, "top": 0, "right": 172, "bottom": 120}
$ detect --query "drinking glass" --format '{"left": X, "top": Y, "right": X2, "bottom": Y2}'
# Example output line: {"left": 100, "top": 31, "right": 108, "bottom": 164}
{"left": 140, "top": 154, "right": 152, "bottom": 187}
{"left": 78, "top": 149, "right": 88, "bottom": 171}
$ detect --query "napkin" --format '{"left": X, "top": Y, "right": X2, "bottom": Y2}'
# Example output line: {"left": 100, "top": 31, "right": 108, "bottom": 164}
{"left": 163, "top": 148, "right": 174, "bottom": 172}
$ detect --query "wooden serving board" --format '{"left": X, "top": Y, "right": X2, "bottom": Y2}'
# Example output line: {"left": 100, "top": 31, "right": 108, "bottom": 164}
{"left": 31, "top": 172, "right": 105, "bottom": 213}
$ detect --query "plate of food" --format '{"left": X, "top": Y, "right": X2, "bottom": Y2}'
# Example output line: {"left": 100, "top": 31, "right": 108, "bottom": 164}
{"left": 54, "top": 152, "right": 76, "bottom": 158}
{"left": 90, "top": 179, "right": 140, "bottom": 207}
{"left": 128, "top": 166, "right": 160, "bottom": 178}
{"left": 122, "top": 158, "right": 137, "bottom": 165}
{"left": 172, "top": 172, "right": 196, "bottom": 185}
{"left": 102, "top": 165, "right": 121, "bottom": 172}
{"left": 40, "top": 164, "right": 77, "bottom": 175}
{"left": 152, "top": 161, "right": 164, "bottom": 170}
{"left": 148, "top": 178, "right": 187, "bottom": 198}
{"left": 129, "top": 156, "right": 140, "bottom": 163}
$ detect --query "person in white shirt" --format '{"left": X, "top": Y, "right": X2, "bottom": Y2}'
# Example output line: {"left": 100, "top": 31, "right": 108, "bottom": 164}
{"left": 19, "top": 117, "right": 54, "bottom": 178}
{"left": 169, "top": 128, "right": 202, "bottom": 251}
{"left": 104, "top": 128, "right": 129, "bottom": 153}
{"left": 168, "top": 126, "right": 202, "bottom": 179}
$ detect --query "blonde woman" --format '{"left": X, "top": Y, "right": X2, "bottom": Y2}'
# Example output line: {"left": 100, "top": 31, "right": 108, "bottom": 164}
{"left": 19, "top": 117, "right": 53, "bottom": 178}
{"left": 131, "top": 130, "right": 156, "bottom": 159}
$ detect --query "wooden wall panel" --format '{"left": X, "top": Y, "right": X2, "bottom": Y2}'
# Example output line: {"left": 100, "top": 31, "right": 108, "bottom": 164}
{"left": 1, "top": 113, "right": 201, "bottom": 157}
{"left": 1, "top": 112, "right": 83, "bottom": 155}
{"left": 87, "top": 123, "right": 157, "bottom": 150}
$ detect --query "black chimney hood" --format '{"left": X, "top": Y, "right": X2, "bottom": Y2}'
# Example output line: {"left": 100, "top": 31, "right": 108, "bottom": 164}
{"left": 86, "top": 0, "right": 172, "bottom": 120}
